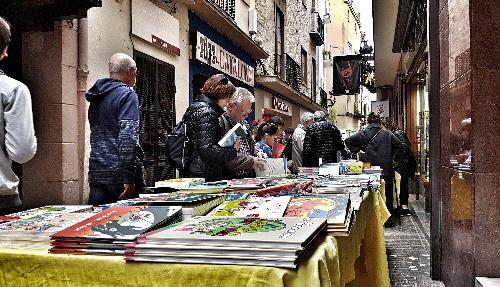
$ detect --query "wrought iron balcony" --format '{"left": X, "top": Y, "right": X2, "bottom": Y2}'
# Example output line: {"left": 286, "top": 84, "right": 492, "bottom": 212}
{"left": 310, "top": 11, "right": 324, "bottom": 46}
{"left": 208, "top": 0, "right": 235, "bottom": 20}
{"left": 274, "top": 53, "right": 302, "bottom": 91}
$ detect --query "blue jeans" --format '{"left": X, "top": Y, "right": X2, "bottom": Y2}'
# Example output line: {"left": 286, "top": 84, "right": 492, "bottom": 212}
{"left": 88, "top": 163, "right": 146, "bottom": 206}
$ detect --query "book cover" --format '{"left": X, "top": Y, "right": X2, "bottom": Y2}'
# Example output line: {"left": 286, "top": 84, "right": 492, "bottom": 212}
{"left": 51, "top": 206, "right": 182, "bottom": 241}
{"left": 271, "top": 143, "right": 286, "bottom": 158}
{"left": 135, "top": 193, "right": 221, "bottom": 204}
{"left": 218, "top": 123, "right": 248, "bottom": 147}
{"left": 207, "top": 196, "right": 291, "bottom": 218}
{"left": 0, "top": 212, "right": 95, "bottom": 239}
{"left": 255, "top": 158, "right": 287, "bottom": 177}
{"left": 9, "top": 205, "right": 93, "bottom": 220}
{"left": 283, "top": 195, "right": 350, "bottom": 225}
{"left": 154, "top": 178, "right": 205, "bottom": 189}
{"left": 138, "top": 216, "right": 326, "bottom": 249}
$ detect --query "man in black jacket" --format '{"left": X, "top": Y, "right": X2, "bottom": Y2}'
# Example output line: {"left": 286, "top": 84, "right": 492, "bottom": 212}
{"left": 302, "top": 111, "right": 345, "bottom": 167}
{"left": 382, "top": 117, "right": 417, "bottom": 215}
{"left": 345, "top": 113, "right": 403, "bottom": 226}
{"left": 219, "top": 87, "right": 265, "bottom": 179}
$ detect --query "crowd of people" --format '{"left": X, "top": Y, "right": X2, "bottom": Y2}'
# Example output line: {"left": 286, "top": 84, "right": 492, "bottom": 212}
{"left": 0, "top": 16, "right": 416, "bottom": 227}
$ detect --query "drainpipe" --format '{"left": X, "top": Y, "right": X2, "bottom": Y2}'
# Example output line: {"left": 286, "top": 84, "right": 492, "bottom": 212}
{"left": 77, "top": 18, "right": 89, "bottom": 204}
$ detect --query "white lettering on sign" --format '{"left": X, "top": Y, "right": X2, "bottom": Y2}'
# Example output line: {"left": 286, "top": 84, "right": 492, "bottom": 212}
{"left": 272, "top": 97, "right": 290, "bottom": 113}
{"left": 194, "top": 31, "right": 255, "bottom": 86}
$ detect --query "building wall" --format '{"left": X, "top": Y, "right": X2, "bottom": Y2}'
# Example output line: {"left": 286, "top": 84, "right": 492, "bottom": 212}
{"left": 323, "top": 0, "right": 362, "bottom": 131}
{"left": 21, "top": 21, "right": 83, "bottom": 207}
{"left": 85, "top": 0, "right": 190, "bottom": 200}
{"left": 436, "top": 0, "right": 500, "bottom": 285}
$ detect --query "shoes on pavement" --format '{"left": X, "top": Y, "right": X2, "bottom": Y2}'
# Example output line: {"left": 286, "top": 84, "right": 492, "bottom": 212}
{"left": 384, "top": 220, "right": 395, "bottom": 228}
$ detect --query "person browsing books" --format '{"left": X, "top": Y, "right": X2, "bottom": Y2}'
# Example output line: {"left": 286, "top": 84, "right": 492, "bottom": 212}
{"left": 181, "top": 74, "right": 239, "bottom": 181}
{"left": 255, "top": 123, "right": 280, "bottom": 158}
{"left": 219, "top": 88, "right": 266, "bottom": 179}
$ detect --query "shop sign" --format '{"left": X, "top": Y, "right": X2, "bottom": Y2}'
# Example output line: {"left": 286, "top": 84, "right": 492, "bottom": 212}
{"left": 132, "top": 0, "right": 180, "bottom": 56}
{"left": 194, "top": 31, "right": 255, "bottom": 86}
{"left": 272, "top": 97, "right": 290, "bottom": 113}
{"left": 371, "top": 100, "right": 389, "bottom": 118}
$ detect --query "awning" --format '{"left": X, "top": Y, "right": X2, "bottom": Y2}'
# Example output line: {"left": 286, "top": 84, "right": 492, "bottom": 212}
{"left": 1, "top": 0, "right": 102, "bottom": 31}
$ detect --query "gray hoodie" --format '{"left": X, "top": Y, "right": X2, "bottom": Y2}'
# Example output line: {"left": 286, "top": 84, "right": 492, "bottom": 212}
{"left": 0, "top": 70, "right": 37, "bottom": 208}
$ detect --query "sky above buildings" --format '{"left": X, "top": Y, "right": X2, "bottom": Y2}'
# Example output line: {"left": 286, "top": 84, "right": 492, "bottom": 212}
{"left": 355, "top": 0, "right": 374, "bottom": 45}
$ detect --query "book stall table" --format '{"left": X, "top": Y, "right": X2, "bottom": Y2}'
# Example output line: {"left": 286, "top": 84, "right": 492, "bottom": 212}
{"left": 0, "top": 183, "right": 390, "bottom": 287}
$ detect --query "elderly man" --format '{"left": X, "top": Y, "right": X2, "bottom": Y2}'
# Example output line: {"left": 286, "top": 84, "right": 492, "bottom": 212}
{"left": 219, "top": 87, "right": 265, "bottom": 179}
{"left": 302, "top": 111, "right": 344, "bottom": 167}
{"left": 86, "top": 53, "right": 145, "bottom": 205}
{"left": 0, "top": 17, "right": 37, "bottom": 214}
{"left": 291, "top": 112, "right": 314, "bottom": 173}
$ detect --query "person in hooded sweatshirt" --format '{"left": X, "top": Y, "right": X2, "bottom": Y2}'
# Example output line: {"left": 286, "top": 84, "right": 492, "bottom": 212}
{"left": 86, "top": 53, "right": 145, "bottom": 205}
{"left": 0, "top": 17, "right": 37, "bottom": 214}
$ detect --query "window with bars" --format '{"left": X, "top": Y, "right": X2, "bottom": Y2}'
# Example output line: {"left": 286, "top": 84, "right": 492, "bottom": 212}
{"left": 134, "top": 50, "right": 176, "bottom": 186}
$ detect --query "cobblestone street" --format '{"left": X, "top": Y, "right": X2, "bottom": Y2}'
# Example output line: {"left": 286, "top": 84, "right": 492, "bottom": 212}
{"left": 385, "top": 195, "right": 445, "bottom": 287}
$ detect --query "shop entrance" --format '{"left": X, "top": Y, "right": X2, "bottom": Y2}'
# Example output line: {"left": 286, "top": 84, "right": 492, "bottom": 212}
{"left": 134, "top": 50, "right": 176, "bottom": 186}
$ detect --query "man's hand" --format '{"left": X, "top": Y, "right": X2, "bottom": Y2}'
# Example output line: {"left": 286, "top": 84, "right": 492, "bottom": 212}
{"left": 253, "top": 157, "right": 266, "bottom": 171}
{"left": 119, "top": 183, "right": 135, "bottom": 199}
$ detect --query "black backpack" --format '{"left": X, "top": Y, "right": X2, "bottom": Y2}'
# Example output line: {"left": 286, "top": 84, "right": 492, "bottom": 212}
{"left": 393, "top": 130, "right": 417, "bottom": 177}
{"left": 165, "top": 120, "right": 192, "bottom": 170}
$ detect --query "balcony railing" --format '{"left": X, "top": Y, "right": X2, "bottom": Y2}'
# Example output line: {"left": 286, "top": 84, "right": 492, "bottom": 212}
{"left": 208, "top": 0, "right": 235, "bottom": 20}
{"left": 310, "top": 12, "right": 324, "bottom": 46}
{"left": 274, "top": 53, "right": 302, "bottom": 91}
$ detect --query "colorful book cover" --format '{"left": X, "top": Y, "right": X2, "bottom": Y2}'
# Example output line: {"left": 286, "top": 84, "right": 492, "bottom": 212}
{"left": 0, "top": 212, "right": 95, "bottom": 239}
{"left": 135, "top": 193, "right": 221, "bottom": 204}
{"left": 255, "top": 158, "right": 287, "bottom": 177}
{"left": 51, "top": 206, "right": 182, "bottom": 241}
{"left": 154, "top": 178, "right": 205, "bottom": 189}
{"left": 9, "top": 205, "right": 93, "bottom": 220}
{"left": 138, "top": 216, "right": 326, "bottom": 249}
{"left": 207, "top": 196, "right": 291, "bottom": 218}
{"left": 283, "top": 195, "right": 350, "bottom": 225}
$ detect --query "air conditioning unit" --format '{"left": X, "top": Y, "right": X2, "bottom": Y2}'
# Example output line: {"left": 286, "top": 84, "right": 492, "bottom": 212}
{"left": 249, "top": 9, "right": 257, "bottom": 35}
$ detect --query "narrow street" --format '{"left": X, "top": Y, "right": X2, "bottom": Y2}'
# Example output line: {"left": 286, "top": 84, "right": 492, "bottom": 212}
{"left": 385, "top": 194, "right": 445, "bottom": 287}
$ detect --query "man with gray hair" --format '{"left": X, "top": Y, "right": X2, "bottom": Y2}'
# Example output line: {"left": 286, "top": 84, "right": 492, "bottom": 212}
{"left": 291, "top": 112, "right": 314, "bottom": 173}
{"left": 303, "top": 110, "right": 344, "bottom": 167}
{"left": 0, "top": 16, "right": 37, "bottom": 214}
{"left": 86, "top": 53, "right": 145, "bottom": 205}
{"left": 219, "top": 87, "right": 265, "bottom": 178}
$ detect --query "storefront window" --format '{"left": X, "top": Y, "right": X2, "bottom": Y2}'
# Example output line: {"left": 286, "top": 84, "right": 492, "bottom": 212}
{"left": 416, "top": 74, "right": 430, "bottom": 180}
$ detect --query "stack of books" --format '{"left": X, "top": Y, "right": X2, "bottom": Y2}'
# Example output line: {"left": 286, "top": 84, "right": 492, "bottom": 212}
{"left": 129, "top": 193, "right": 224, "bottom": 220}
{"left": 125, "top": 216, "right": 326, "bottom": 268}
{"left": 298, "top": 167, "right": 319, "bottom": 178}
{"left": 0, "top": 205, "right": 93, "bottom": 223}
{"left": 49, "top": 206, "right": 182, "bottom": 255}
{"left": 283, "top": 194, "right": 354, "bottom": 236}
{"left": 0, "top": 211, "right": 95, "bottom": 249}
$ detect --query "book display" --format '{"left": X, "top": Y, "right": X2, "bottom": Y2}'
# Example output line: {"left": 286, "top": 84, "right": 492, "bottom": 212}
{"left": 49, "top": 206, "right": 182, "bottom": 255}
{"left": 126, "top": 216, "right": 326, "bottom": 268}
{"left": 284, "top": 195, "right": 353, "bottom": 236}
{"left": 0, "top": 172, "right": 382, "bottom": 272}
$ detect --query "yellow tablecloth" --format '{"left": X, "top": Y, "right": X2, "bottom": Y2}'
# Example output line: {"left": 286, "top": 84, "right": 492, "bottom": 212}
{"left": 0, "top": 192, "right": 390, "bottom": 287}
{"left": 379, "top": 173, "right": 401, "bottom": 207}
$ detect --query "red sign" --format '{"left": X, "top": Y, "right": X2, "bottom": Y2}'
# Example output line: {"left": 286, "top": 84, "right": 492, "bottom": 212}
{"left": 272, "top": 97, "right": 290, "bottom": 113}
{"left": 152, "top": 35, "right": 180, "bottom": 56}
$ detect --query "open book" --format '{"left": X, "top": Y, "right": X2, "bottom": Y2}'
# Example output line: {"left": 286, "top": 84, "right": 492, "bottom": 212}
{"left": 218, "top": 123, "right": 248, "bottom": 147}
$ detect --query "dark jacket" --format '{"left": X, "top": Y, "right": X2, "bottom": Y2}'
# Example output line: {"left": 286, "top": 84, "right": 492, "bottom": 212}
{"left": 219, "top": 113, "right": 255, "bottom": 179}
{"left": 345, "top": 123, "right": 403, "bottom": 176}
{"left": 392, "top": 129, "right": 417, "bottom": 177}
{"left": 86, "top": 78, "right": 139, "bottom": 184}
{"left": 302, "top": 120, "right": 345, "bottom": 167}
{"left": 183, "top": 96, "right": 237, "bottom": 181}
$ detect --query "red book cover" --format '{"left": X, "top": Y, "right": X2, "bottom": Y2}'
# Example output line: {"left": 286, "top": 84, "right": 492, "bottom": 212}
{"left": 272, "top": 143, "right": 285, "bottom": 158}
